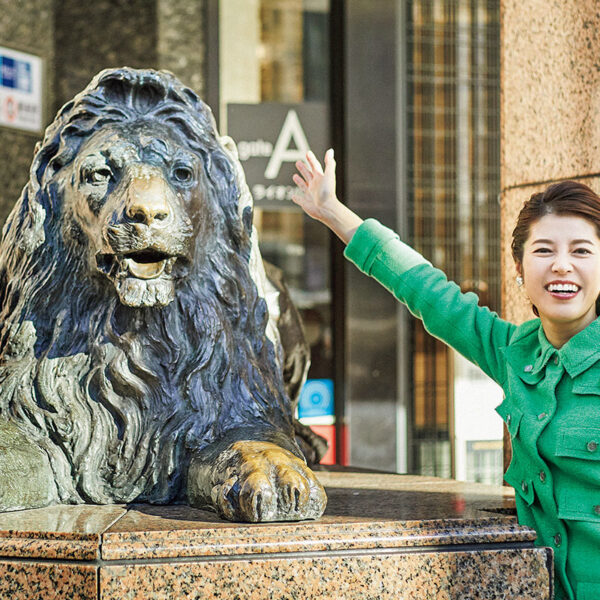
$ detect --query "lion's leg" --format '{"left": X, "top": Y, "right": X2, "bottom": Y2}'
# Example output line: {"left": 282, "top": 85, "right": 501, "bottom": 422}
{"left": 0, "top": 420, "right": 58, "bottom": 512}
{"left": 187, "top": 437, "right": 327, "bottom": 523}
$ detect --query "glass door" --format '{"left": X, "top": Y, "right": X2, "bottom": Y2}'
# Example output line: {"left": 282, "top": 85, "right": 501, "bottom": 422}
{"left": 216, "top": 0, "right": 338, "bottom": 464}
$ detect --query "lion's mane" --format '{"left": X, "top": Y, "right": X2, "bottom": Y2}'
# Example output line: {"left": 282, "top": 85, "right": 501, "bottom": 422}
{"left": 0, "top": 68, "right": 296, "bottom": 505}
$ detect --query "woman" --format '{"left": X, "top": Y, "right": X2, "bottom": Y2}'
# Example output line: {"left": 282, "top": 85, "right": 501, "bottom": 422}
{"left": 293, "top": 149, "right": 600, "bottom": 600}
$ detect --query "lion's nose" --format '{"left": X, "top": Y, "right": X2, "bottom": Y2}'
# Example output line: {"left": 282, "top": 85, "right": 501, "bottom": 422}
{"left": 125, "top": 176, "right": 171, "bottom": 226}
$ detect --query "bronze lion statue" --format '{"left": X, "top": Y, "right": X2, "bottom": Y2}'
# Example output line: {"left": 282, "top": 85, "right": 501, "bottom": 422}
{"left": 0, "top": 67, "right": 327, "bottom": 522}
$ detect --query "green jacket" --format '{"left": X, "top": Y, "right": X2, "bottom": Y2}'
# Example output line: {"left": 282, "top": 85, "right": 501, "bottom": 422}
{"left": 345, "top": 219, "right": 600, "bottom": 600}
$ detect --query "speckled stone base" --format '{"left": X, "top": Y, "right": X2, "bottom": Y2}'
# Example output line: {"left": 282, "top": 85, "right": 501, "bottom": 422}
{"left": 0, "top": 471, "right": 552, "bottom": 599}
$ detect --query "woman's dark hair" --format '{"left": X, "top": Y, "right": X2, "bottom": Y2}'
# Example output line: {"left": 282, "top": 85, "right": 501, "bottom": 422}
{"left": 511, "top": 180, "right": 600, "bottom": 316}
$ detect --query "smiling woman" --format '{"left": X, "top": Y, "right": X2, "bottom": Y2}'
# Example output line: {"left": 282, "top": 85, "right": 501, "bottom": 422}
{"left": 511, "top": 182, "right": 600, "bottom": 345}
{"left": 518, "top": 214, "right": 600, "bottom": 347}
{"left": 292, "top": 153, "right": 600, "bottom": 600}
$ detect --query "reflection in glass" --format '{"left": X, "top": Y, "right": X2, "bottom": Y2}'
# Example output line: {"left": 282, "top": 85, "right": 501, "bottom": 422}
{"left": 219, "top": 0, "right": 334, "bottom": 460}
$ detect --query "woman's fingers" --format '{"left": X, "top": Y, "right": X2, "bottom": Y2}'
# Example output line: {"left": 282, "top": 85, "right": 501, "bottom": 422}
{"left": 292, "top": 174, "right": 308, "bottom": 191}
{"left": 295, "top": 160, "right": 313, "bottom": 182}
{"left": 324, "top": 148, "right": 335, "bottom": 170}
{"left": 306, "top": 151, "right": 324, "bottom": 175}
{"left": 293, "top": 151, "right": 335, "bottom": 218}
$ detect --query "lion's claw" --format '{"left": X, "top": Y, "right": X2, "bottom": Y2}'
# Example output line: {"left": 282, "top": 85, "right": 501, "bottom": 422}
{"left": 239, "top": 471, "right": 276, "bottom": 522}
{"left": 212, "top": 476, "right": 238, "bottom": 520}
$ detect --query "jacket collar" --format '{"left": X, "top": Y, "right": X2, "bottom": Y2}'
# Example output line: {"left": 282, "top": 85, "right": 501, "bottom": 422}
{"left": 505, "top": 320, "right": 554, "bottom": 383}
{"left": 560, "top": 317, "right": 600, "bottom": 377}
{"left": 505, "top": 317, "right": 600, "bottom": 380}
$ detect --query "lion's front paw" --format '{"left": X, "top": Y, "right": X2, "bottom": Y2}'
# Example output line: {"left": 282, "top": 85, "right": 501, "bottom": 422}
{"left": 206, "top": 441, "right": 327, "bottom": 522}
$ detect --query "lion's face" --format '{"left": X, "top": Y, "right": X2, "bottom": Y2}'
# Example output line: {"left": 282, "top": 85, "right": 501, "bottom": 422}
{"left": 58, "top": 122, "right": 207, "bottom": 307}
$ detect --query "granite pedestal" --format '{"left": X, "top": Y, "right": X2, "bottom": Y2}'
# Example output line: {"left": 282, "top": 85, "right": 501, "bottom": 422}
{"left": 0, "top": 470, "right": 552, "bottom": 599}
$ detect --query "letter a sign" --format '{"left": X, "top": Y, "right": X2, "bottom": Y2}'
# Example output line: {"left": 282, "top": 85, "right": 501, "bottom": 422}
{"left": 227, "top": 102, "right": 328, "bottom": 209}
{"left": 265, "top": 109, "right": 310, "bottom": 179}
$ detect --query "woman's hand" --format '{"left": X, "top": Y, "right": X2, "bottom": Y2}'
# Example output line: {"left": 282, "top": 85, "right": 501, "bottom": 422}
{"left": 292, "top": 149, "right": 363, "bottom": 244}
{"left": 292, "top": 149, "right": 339, "bottom": 223}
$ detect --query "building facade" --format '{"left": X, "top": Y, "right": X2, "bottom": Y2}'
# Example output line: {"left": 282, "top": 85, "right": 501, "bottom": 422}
{"left": 0, "top": 0, "right": 504, "bottom": 483}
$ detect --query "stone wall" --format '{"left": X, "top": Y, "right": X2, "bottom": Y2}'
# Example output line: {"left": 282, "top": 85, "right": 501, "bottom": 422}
{"left": 0, "top": 0, "right": 208, "bottom": 228}
{"left": 157, "top": 0, "right": 207, "bottom": 98}
{"left": 53, "top": 0, "right": 159, "bottom": 115}
{"left": 501, "top": 0, "right": 600, "bottom": 323}
{"left": 0, "top": 0, "right": 54, "bottom": 226}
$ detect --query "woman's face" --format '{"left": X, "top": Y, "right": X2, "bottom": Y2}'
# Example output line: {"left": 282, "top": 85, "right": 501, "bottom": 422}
{"left": 519, "top": 213, "right": 600, "bottom": 345}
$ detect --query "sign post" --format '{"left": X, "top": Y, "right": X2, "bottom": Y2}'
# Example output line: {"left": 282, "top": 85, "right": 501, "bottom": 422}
{"left": 0, "top": 46, "right": 43, "bottom": 133}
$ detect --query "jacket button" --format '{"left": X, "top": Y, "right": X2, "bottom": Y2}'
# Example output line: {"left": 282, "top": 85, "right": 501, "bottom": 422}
{"left": 521, "top": 480, "right": 529, "bottom": 494}
{"left": 537, "top": 412, "right": 547, "bottom": 420}
{"left": 524, "top": 364, "right": 533, "bottom": 372}
{"left": 594, "top": 505, "right": 600, "bottom": 516}
{"left": 539, "top": 470, "right": 546, "bottom": 483}
{"left": 553, "top": 356, "right": 559, "bottom": 365}
{"left": 587, "top": 441, "right": 598, "bottom": 453}
{"left": 553, "top": 533, "right": 562, "bottom": 547}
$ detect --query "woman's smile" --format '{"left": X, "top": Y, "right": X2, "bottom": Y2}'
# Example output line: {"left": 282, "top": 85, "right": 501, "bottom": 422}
{"left": 545, "top": 280, "right": 580, "bottom": 299}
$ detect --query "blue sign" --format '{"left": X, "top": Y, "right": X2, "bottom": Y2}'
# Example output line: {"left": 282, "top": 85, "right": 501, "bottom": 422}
{"left": 1, "top": 56, "right": 31, "bottom": 92}
{"left": 0, "top": 46, "right": 42, "bottom": 132}
{"left": 298, "top": 379, "right": 334, "bottom": 419}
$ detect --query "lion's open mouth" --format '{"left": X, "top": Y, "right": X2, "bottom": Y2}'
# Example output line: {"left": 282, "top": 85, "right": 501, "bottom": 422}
{"left": 96, "top": 250, "right": 178, "bottom": 281}
{"left": 123, "top": 250, "right": 171, "bottom": 279}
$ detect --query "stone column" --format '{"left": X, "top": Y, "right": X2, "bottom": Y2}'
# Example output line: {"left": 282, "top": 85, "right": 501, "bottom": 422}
{"left": 501, "top": 0, "right": 600, "bottom": 323}
{"left": 53, "top": 0, "right": 208, "bottom": 114}
{"left": 501, "top": 0, "right": 600, "bottom": 470}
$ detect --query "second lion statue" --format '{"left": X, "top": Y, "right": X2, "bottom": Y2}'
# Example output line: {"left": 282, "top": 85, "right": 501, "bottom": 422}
{"left": 0, "top": 67, "right": 327, "bottom": 522}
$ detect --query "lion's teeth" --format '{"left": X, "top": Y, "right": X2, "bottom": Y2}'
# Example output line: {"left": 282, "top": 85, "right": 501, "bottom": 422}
{"left": 124, "top": 257, "right": 166, "bottom": 280}
{"left": 164, "top": 257, "right": 176, "bottom": 275}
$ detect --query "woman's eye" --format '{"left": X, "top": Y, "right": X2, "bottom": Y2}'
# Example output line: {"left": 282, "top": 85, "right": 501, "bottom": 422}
{"left": 173, "top": 166, "right": 194, "bottom": 184}
{"left": 533, "top": 248, "right": 552, "bottom": 254}
{"left": 574, "top": 248, "right": 592, "bottom": 255}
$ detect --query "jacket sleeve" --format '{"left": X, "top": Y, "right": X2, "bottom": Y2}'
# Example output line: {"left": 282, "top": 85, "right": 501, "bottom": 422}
{"left": 344, "top": 219, "right": 514, "bottom": 385}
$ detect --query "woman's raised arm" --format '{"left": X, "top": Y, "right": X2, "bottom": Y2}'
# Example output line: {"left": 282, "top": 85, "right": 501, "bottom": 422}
{"left": 291, "top": 149, "right": 514, "bottom": 385}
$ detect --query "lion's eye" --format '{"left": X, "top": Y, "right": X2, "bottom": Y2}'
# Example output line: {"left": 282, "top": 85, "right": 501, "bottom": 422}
{"left": 172, "top": 166, "right": 194, "bottom": 184}
{"left": 86, "top": 168, "right": 112, "bottom": 185}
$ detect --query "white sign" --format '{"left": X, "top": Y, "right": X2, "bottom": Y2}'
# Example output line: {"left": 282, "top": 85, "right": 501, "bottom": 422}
{"left": 227, "top": 103, "right": 328, "bottom": 209}
{"left": 0, "top": 46, "right": 43, "bottom": 133}
{"left": 264, "top": 109, "right": 310, "bottom": 179}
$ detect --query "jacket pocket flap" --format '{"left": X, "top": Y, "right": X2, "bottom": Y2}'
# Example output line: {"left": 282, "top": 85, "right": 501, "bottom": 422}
{"left": 572, "top": 369, "right": 600, "bottom": 394}
{"left": 496, "top": 400, "right": 523, "bottom": 437}
{"left": 556, "top": 427, "right": 600, "bottom": 460}
{"left": 578, "top": 583, "right": 600, "bottom": 600}
{"left": 503, "top": 459, "right": 534, "bottom": 506}
{"left": 558, "top": 487, "right": 600, "bottom": 523}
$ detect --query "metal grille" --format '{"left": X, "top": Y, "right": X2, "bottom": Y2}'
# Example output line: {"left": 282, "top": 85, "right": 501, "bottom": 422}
{"left": 407, "top": 0, "right": 500, "bottom": 477}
